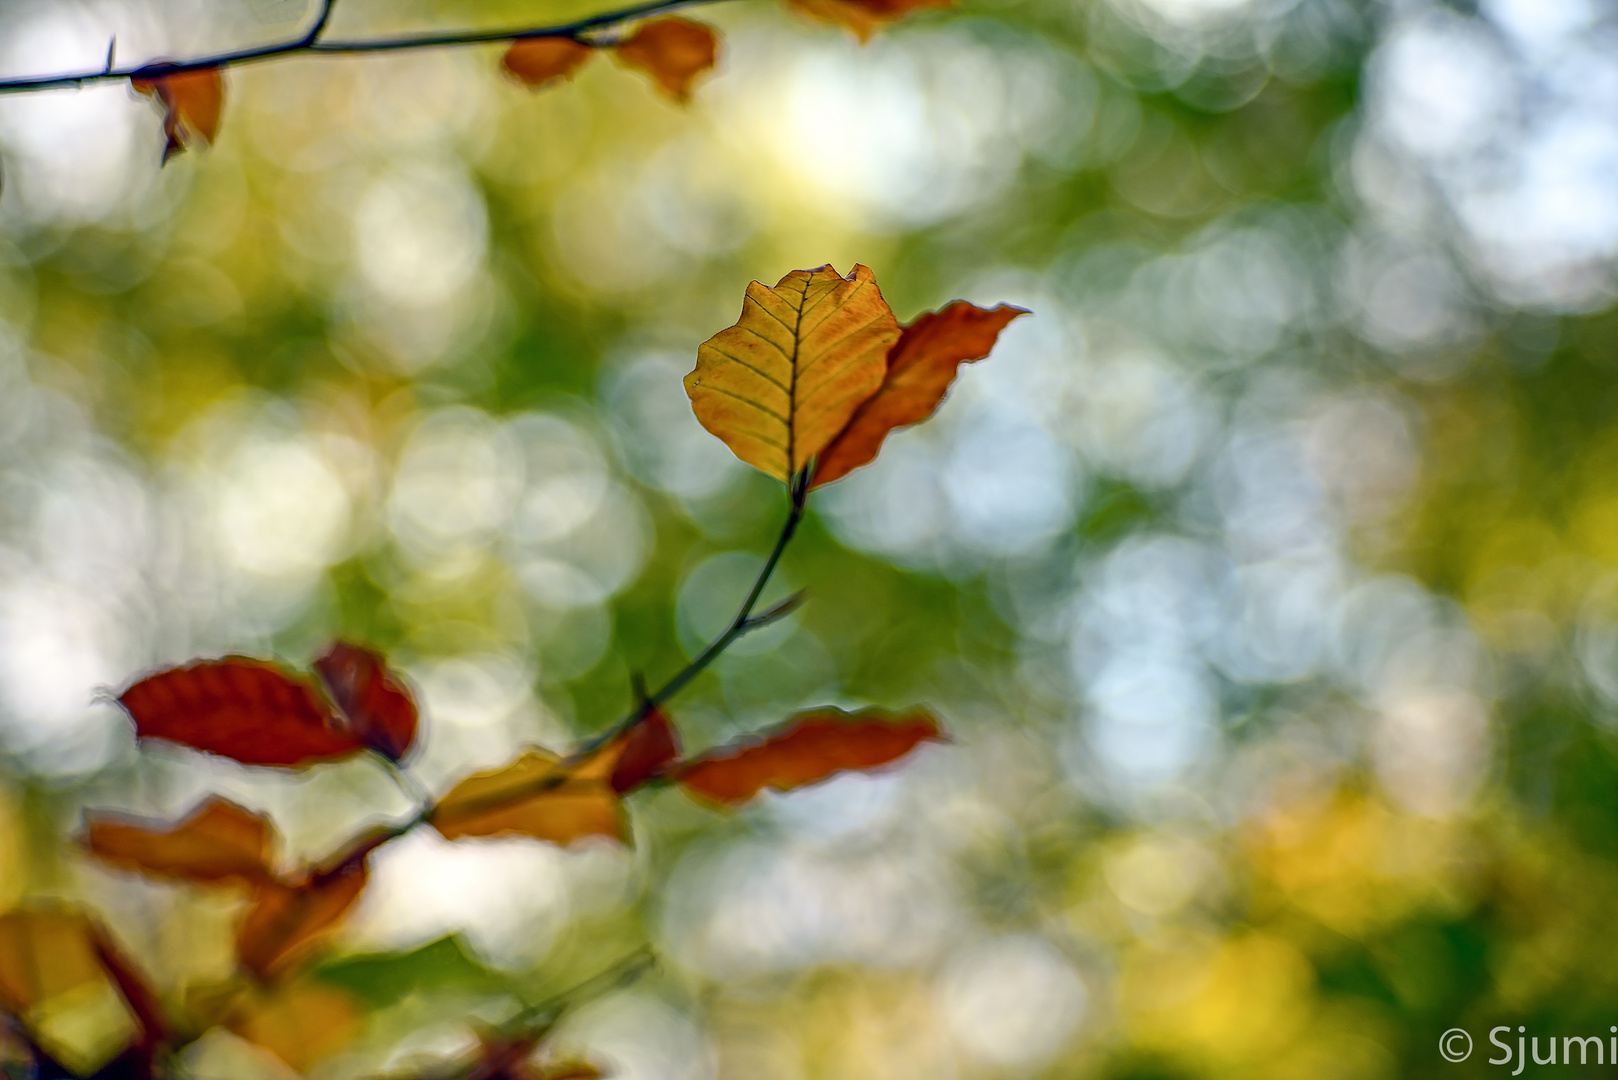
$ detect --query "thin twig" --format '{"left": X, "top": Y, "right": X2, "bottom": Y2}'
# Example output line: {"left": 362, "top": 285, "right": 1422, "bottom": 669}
{"left": 380, "top": 470, "right": 811, "bottom": 835}
{"left": 637, "top": 467, "right": 810, "bottom": 712}
{"left": 0, "top": 0, "right": 727, "bottom": 95}
{"left": 380, "top": 756, "right": 434, "bottom": 817}
{"left": 741, "top": 588, "right": 807, "bottom": 630}
{"left": 505, "top": 947, "right": 658, "bottom": 1032}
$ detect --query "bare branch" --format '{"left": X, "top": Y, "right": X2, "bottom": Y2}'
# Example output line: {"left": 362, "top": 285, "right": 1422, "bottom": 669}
{"left": 0, "top": 0, "right": 727, "bottom": 95}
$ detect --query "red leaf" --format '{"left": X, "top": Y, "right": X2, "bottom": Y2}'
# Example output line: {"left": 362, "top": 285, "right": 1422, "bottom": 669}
{"left": 83, "top": 796, "right": 277, "bottom": 886}
{"left": 812, "top": 302, "right": 1026, "bottom": 488}
{"left": 612, "top": 18, "right": 718, "bottom": 102}
{"left": 118, "top": 657, "right": 367, "bottom": 767}
{"left": 581, "top": 705, "right": 680, "bottom": 793}
{"left": 313, "top": 642, "right": 419, "bottom": 761}
{"left": 502, "top": 36, "right": 596, "bottom": 88}
{"left": 675, "top": 707, "right": 943, "bottom": 805}
{"left": 131, "top": 66, "right": 224, "bottom": 161}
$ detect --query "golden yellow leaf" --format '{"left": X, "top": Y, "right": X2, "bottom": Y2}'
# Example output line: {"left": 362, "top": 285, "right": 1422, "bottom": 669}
{"left": 686, "top": 265, "right": 898, "bottom": 482}
{"left": 225, "top": 979, "right": 359, "bottom": 1074}
{"left": 0, "top": 909, "right": 139, "bottom": 1076}
{"left": 430, "top": 749, "right": 626, "bottom": 846}
{"left": 0, "top": 790, "right": 21, "bottom": 913}
{"left": 83, "top": 796, "right": 277, "bottom": 886}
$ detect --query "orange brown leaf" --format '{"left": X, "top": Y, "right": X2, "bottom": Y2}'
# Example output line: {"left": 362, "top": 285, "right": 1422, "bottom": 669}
{"left": 502, "top": 36, "right": 596, "bottom": 88}
{"left": 225, "top": 980, "right": 361, "bottom": 1073}
{"left": 812, "top": 301, "right": 1027, "bottom": 488}
{"left": 313, "top": 641, "right": 420, "bottom": 761}
{"left": 675, "top": 707, "right": 943, "bottom": 805}
{"left": 131, "top": 66, "right": 224, "bottom": 161}
{"left": 118, "top": 656, "right": 367, "bottom": 767}
{"left": 83, "top": 796, "right": 276, "bottom": 886}
{"left": 431, "top": 750, "right": 626, "bottom": 846}
{"left": 784, "top": 0, "right": 952, "bottom": 41}
{"left": 234, "top": 833, "right": 385, "bottom": 980}
{"left": 686, "top": 265, "right": 898, "bottom": 482}
{"left": 613, "top": 18, "right": 718, "bottom": 102}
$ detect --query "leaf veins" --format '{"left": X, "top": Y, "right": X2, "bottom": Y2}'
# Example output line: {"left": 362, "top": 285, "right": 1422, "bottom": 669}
{"left": 686, "top": 264, "right": 899, "bottom": 482}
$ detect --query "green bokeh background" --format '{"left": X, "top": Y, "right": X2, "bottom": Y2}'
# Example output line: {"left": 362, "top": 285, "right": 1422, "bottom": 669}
{"left": 1, "top": 0, "right": 1616, "bottom": 1076}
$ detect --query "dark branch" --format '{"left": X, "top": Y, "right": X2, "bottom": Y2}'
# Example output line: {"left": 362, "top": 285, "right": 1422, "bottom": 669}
{"left": 378, "top": 470, "right": 812, "bottom": 834}
{"left": 0, "top": 0, "right": 724, "bottom": 95}
{"left": 742, "top": 588, "right": 807, "bottom": 630}
{"left": 642, "top": 467, "right": 810, "bottom": 710}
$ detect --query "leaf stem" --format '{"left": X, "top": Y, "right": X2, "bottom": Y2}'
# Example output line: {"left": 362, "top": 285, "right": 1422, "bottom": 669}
{"left": 0, "top": 0, "right": 729, "bottom": 94}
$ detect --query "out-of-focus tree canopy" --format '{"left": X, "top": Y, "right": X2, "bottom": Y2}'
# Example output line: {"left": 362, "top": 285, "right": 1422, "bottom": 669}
{"left": 2, "top": 0, "right": 1618, "bottom": 1076}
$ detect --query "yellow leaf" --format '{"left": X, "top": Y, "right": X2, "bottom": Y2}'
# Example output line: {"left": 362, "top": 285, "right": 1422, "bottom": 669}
{"left": 430, "top": 749, "right": 626, "bottom": 846}
{"left": 0, "top": 790, "right": 21, "bottom": 913}
{"left": 0, "top": 910, "right": 139, "bottom": 1076}
{"left": 226, "top": 979, "right": 359, "bottom": 1074}
{"left": 686, "top": 265, "right": 899, "bottom": 482}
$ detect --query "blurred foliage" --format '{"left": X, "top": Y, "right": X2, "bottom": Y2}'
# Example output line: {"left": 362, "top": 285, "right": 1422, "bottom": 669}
{"left": 4, "top": 0, "right": 1618, "bottom": 1076}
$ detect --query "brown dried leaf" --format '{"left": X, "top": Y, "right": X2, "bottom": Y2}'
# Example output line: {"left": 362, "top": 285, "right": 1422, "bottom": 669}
{"left": 118, "top": 656, "right": 367, "bottom": 767}
{"left": 613, "top": 18, "right": 718, "bottom": 102}
{"left": 313, "top": 641, "right": 420, "bottom": 761}
{"left": 131, "top": 66, "right": 224, "bottom": 161}
{"left": 83, "top": 796, "right": 277, "bottom": 886}
{"left": 784, "top": 0, "right": 952, "bottom": 40}
{"left": 686, "top": 265, "right": 898, "bottom": 482}
{"left": 234, "top": 833, "right": 385, "bottom": 980}
{"left": 431, "top": 750, "right": 626, "bottom": 846}
{"left": 676, "top": 707, "right": 943, "bottom": 805}
{"left": 812, "top": 301, "right": 1027, "bottom": 488}
{"left": 503, "top": 36, "right": 596, "bottom": 88}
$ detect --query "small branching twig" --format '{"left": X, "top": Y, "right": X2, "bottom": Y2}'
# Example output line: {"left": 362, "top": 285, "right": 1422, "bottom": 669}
{"left": 381, "top": 469, "right": 812, "bottom": 835}
{"left": 0, "top": 0, "right": 728, "bottom": 95}
{"left": 637, "top": 467, "right": 810, "bottom": 715}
